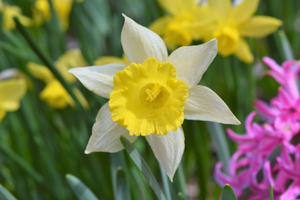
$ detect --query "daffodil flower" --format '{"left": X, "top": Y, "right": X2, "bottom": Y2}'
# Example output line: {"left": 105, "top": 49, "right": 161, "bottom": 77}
{"left": 0, "top": 1, "right": 32, "bottom": 30}
{"left": 27, "top": 49, "right": 88, "bottom": 109}
{"left": 203, "top": 0, "right": 282, "bottom": 63}
{"left": 149, "top": 0, "right": 213, "bottom": 49}
{"left": 34, "top": 0, "right": 82, "bottom": 30}
{"left": 69, "top": 15, "right": 240, "bottom": 180}
{"left": 0, "top": 78, "right": 26, "bottom": 122}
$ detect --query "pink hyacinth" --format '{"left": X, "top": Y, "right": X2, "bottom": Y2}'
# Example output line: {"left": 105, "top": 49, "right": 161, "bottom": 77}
{"left": 263, "top": 57, "right": 300, "bottom": 99}
{"left": 215, "top": 57, "right": 300, "bottom": 200}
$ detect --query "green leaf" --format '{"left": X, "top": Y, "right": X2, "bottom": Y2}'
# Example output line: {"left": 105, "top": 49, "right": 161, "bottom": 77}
{"left": 221, "top": 184, "right": 237, "bottom": 200}
{"left": 269, "top": 184, "right": 274, "bottom": 200}
{"left": 278, "top": 30, "right": 294, "bottom": 60}
{"left": 120, "top": 136, "right": 167, "bottom": 200}
{"left": 65, "top": 174, "right": 99, "bottom": 200}
{"left": 116, "top": 167, "right": 131, "bottom": 200}
{"left": 0, "top": 183, "right": 17, "bottom": 200}
{"left": 159, "top": 165, "right": 171, "bottom": 200}
{"left": 206, "top": 122, "right": 230, "bottom": 172}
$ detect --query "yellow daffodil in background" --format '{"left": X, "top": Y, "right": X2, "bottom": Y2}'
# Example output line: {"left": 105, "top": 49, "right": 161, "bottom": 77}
{"left": 94, "top": 54, "right": 129, "bottom": 66}
{"left": 69, "top": 15, "right": 240, "bottom": 181}
{"left": 0, "top": 1, "right": 32, "bottom": 30}
{"left": 202, "top": 0, "right": 282, "bottom": 63}
{"left": 27, "top": 49, "right": 88, "bottom": 109}
{"left": 149, "top": 0, "right": 213, "bottom": 49}
{"left": 34, "top": 0, "right": 82, "bottom": 30}
{"left": 0, "top": 77, "right": 27, "bottom": 122}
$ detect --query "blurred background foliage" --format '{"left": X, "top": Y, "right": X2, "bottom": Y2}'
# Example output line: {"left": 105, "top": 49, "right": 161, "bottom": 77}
{"left": 0, "top": 0, "right": 299, "bottom": 199}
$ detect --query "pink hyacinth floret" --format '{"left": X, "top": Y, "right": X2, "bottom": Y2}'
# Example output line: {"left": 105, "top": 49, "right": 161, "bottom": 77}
{"left": 215, "top": 57, "right": 300, "bottom": 200}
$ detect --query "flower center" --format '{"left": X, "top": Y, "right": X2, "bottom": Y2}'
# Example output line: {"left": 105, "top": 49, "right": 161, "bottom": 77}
{"left": 140, "top": 83, "right": 170, "bottom": 109}
{"left": 146, "top": 83, "right": 161, "bottom": 102}
{"left": 213, "top": 26, "right": 239, "bottom": 56}
{"left": 109, "top": 57, "right": 189, "bottom": 136}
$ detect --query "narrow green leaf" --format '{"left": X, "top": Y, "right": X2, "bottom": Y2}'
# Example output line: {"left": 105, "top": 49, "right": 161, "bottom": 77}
{"left": 278, "top": 30, "right": 294, "bottom": 60}
{"left": 0, "top": 144, "right": 43, "bottom": 183}
{"left": 65, "top": 174, "right": 99, "bottom": 200}
{"left": 221, "top": 184, "right": 237, "bottom": 200}
{"left": 175, "top": 161, "right": 187, "bottom": 198}
{"left": 206, "top": 122, "right": 230, "bottom": 172}
{"left": 116, "top": 167, "right": 131, "bottom": 200}
{"left": 0, "top": 183, "right": 17, "bottom": 200}
{"left": 120, "top": 136, "right": 167, "bottom": 200}
{"left": 159, "top": 165, "right": 171, "bottom": 200}
{"left": 269, "top": 184, "right": 274, "bottom": 200}
{"left": 12, "top": 17, "right": 89, "bottom": 120}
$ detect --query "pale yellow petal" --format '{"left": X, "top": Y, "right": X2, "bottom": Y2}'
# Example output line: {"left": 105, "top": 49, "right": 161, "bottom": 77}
{"left": 0, "top": 109, "right": 6, "bottom": 122}
{"left": 35, "top": 0, "right": 73, "bottom": 30}
{"left": 234, "top": 38, "right": 254, "bottom": 63}
{"left": 85, "top": 103, "right": 138, "bottom": 153}
{"left": 183, "top": 20, "right": 217, "bottom": 40}
{"left": 56, "top": 49, "right": 88, "bottom": 83}
{"left": 0, "top": 101, "right": 20, "bottom": 111}
{"left": 69, "top": 63, "right": 127, "bottom": 99}
{"left": 2, "top": 5, "right": 32, "bottom": 30}
{"left": 157, "top": 0, "right": 195, "bottom": 16}
{"left": 184, "top": 85, "right": 240, "bottom": 124}
{"left": 239, "top": 16, "right": 282, "bottom": 38}
{"left": 53, "top": 0, "right": 73, "bottom": 30}
{"left": 146, "top": 127, "right": 184, "bottom": 181}
{"left": 207, "top": 0, "right": 231, "bottom": 21}
{"left": 121, "top": 15, "right": 168, "bottom": 64}
{"left": 168, "top": 39, "right": 217, "bottom": 88}
{"left": 94, "top": 56, "right": 129, "bottom": 66}
{"left": 149, "top": 16, "right": 173, "bottom": 35}
{"left": 229, "top": 0, "right": 259, "bottom": 25}
{"left": 0, "top": 79, "right": 26, "bottom": 111}
{"left": 27, "top": 62, "right": 54, "bottom": 83}
{"left": 192, "top": 5, "right": 213, "bottom": 21}
{"left": 40, "top": 80, "right": 69, "bottom": 109}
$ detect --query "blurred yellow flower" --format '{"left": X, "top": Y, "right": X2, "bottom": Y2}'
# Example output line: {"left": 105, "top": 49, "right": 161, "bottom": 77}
{"left": 203, "top": 0, "right": 282, "bottom": 63}
{"left": 0, "top": 2, "right": 32, "bottom": 30}
{"left": 0, "top": 78, "right": 26, "bottom": 122}
{"left": 149, "top": 0, "right": 213, "bottom": 49}
{"left": 27, "top": 49, "right": 89, "bottom": 109}
{"left": 34, "top": 0, "right": 82, "bottom": 30}
{"left": 94, "top": 55, "right": 129, "bottom": 66}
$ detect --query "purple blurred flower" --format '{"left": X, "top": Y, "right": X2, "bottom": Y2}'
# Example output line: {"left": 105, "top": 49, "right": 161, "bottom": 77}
{"left": 215, "top": 58, "right": 300, "bottom": 199}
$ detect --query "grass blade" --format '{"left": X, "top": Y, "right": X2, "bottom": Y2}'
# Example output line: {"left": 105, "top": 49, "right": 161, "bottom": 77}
{"left": 206, "top": 122, "right": 230, "bottom": 172}
{"left": 120, "top": 136, "right": 167, "bottom": 200}
{"left": 65, "top": 174, "right": 99, "bottom": 200}
{"left": 278, "top": 30, "right": 294, "bottom": 60}
{"left": 221, "top": 184, "right": 237, "bottom": 200}
{"left": 116, "top": 167, "right": 131, "bottom": 200}
{"left": 159, "top": 165, "right": 171, "bottom": 200}
{"left": 0, "top": 183, "right": 17, "bottom": 200}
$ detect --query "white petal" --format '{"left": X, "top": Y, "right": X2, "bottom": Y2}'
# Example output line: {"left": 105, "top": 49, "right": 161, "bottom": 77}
{"left": 85, "top": 103, "right": 137, "bottom": 153}
{"left": 184, "top": 85, "right": 240, "bottom": 124}
{"left": 146, "top": 127, "right": 184, "bottom": 181}
{"left": 168, "top": 39, "right": 217, "bottom": 88}
{"left": 121, "top": 14, "right": 168, "bottom": 64}
{"left": 69, "top": 63, "right": 127, "bottom": 99}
